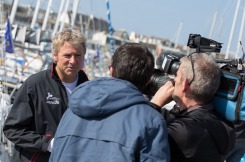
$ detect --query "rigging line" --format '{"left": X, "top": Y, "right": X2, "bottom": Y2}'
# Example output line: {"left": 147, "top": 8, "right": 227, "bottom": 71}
{"left": 90, "top": 0, "right": 95, "bottom": 16}
{"left": 30, "top": 0, "right": 37, "bottom": 8}
{"left": 220, "top": 0, "right": 233, "bottom": 17}
{"left": 206, "top": 0, "right": 232, "bottom": 40}
{"left": 212, "top": 0, "right": 232, "bottom": 39}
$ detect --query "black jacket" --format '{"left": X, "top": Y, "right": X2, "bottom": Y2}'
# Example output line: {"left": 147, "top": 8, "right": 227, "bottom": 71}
{"left": 3, "top": 64, "right": 88, "bottom": 162}
{"left": 234, "top": 121, "right": 245, "bottom": 140}
{"left": 161, "top": 104, "right": 236, "bottom": 162}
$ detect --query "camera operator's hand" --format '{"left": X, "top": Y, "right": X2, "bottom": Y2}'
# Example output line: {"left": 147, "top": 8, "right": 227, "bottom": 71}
{"left": 150, "top": 80, "right": 174, "bottom": 107}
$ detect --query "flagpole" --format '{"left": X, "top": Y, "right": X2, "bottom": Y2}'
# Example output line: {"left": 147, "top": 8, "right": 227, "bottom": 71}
{"left": 2, "top": 20, "right": 7, "bottom": 95}
{"left": 0, "top": 0, "right": 4, "bottom": 71}
{"left": 0, "top": 19, "right": 7, "bottom": 159}
{"left": 106, "top": 0, "right": 114, "bottom": 55}
{"left": 1, "top": 36, "right": 6, "bottom": 94}
{"left": 3, "top": 19, "right": 15, "bottom": 95}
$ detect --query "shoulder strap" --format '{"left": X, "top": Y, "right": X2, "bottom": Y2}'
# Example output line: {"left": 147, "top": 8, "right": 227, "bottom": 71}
{"left": 187, "top": 113, "right": 235, "bottom": 156}
{"left": 187, "top": 115, "right": 225, "bottom": 161}
{"left": 235, "top": 84, "right": 244, "bottom": 121}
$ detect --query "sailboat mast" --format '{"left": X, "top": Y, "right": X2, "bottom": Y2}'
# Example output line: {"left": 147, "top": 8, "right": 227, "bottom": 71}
{"left": 209, "top": 11, "right": 218, "bottom": 39}
{"left": 71, "top": 0, "right": 79, "bottom": 28}
{"left": 30, "top": 0, "right": 41, "bottom": 29}
{"left": 9, "top": 0, "right": 18, "bottom": 24}
{"left": 235, "top": 5, "right": 245, "bottom": 58}
{"left": 225, "top": 0, "right": 241, "bottom": 59}
{"left": 0, "top": 0, "right": 4, "bottom": 29}
{"left": 42, "top": 0, "right": 52, "bottom": 30}
{"left": 59, "top": 0, "right": 71, "bottom": 32}
{"left": 52, "top": 0, "right": 65, "bottom": 36}
{"left": 174, "top": 22, "right": 183, "bottom": 49}
{"left": 218, "top": 17, "right": 224, "bottom": 41}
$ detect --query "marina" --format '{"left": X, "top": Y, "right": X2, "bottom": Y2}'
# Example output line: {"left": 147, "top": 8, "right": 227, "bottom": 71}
{"left": 0, "top": 1, "right": 186, "bottom": 161}
{"left": 0, "top": 0, "right": 244, "bottom": 161}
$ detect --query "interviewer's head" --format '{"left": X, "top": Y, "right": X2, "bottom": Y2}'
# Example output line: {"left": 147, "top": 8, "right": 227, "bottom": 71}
{"left": 110, "top": 43, "right": 155, "bottom": 92}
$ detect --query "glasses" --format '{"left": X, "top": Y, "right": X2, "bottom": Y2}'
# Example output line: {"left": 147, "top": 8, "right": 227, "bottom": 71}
{"left": 187, "top": 52, "right": 195, "bottom": 85}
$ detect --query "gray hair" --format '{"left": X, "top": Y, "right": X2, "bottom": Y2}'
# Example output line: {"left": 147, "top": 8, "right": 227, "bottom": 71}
{"left": 52, "top": 28, "right": 87, "bottom": 55}
{"left": 180, "top": 53, "right": 221, "bottom": 103}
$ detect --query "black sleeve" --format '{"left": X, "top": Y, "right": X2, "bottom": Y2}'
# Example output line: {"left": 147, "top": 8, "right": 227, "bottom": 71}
{"left": 3, "top": 80, "right": 52, "bottom": 152}
{"left": 149, "top": 102, "right": 162, "bottom": 113}
{"left": 168, "top": 135, "right": 185, "bottom": 162}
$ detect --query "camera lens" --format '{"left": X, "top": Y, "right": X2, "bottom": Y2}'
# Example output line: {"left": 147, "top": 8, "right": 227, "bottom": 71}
{"left": 143, "top": 69, "right": 172, "bottom": 96}
{"left": 170, "top": 62, "right": 180, "bottom": 75}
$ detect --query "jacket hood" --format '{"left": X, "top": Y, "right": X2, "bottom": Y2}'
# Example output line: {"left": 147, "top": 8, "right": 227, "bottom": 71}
{"left": 69, "top": 77, "right": 149, "bottom": 118}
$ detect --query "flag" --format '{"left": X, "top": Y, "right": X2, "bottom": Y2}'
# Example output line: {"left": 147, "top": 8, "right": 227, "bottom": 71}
{"left": 4, "top": 19, "right": 15, "bottom": 53}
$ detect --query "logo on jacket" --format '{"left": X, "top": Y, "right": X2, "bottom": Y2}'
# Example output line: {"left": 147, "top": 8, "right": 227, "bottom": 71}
{"left": 46, "top": 92, "right": 60, "bottom": 104}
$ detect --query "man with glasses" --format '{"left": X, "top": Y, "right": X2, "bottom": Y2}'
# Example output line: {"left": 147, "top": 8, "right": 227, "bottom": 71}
{"left": 151, "top": 53, "right": 235, "bottom": 162}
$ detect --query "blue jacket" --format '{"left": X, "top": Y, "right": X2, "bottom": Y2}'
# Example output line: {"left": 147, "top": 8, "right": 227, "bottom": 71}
{"left": 50, "top": 77, "right": 170, "bottom": 162}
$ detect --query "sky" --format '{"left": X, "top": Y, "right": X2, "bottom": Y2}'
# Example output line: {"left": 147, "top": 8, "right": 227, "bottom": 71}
{"left": 6, "top": 0, "right": 245, "bottom": 57}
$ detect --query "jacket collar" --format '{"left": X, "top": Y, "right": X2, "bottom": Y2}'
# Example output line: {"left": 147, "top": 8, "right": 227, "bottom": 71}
{"left": 50, "top": 63, "right": 61, "bottom": 82}
{"left": 180, "top": 103, "right": 214, "bottom": 114}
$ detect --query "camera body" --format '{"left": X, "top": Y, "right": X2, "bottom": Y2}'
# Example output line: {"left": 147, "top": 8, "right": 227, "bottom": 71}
{"left": 158, "top": 34, "right": 223, "bottom": 76}
{"left": 187, "top": 34, "right": 222, "bottom": 53}
{"left": 213, "top": 58, "right": 245, "bottom": 121}
{"left": 144, "top": 34, "right": 222, "bottom": 96}
{"left": 145, "top": 34, "right": 245, "bottom": 121}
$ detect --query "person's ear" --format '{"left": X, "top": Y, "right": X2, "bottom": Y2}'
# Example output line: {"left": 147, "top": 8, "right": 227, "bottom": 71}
{"left": 53, "top": 53, "right": 58, "bottom": 62}
{"left": 182, "top": 78, "right": 189, "bottom": 92}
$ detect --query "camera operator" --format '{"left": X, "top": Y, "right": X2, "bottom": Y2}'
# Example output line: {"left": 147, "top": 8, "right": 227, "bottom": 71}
{"left": 151, "top": 53, "right": 236, "bottom": 162}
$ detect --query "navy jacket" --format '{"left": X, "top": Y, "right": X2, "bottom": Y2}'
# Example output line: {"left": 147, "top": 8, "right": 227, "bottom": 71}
{"left": 50, "top": 77, "right": 170, "bottom": 162}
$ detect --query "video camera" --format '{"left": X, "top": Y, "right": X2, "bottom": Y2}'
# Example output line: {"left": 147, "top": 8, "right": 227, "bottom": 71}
{"left": 144, "top": 34, "right": 245, "bottom": 121}
{"left": 144, "top": 34, "right": 222, "bottom": 96}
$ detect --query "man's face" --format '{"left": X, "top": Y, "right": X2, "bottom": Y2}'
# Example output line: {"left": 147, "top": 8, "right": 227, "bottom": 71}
{"left": 172, "top": 64, "right": 184, "bottom": 105}
{"left": 53, "top": 42, "right": 85, "bottom": 83}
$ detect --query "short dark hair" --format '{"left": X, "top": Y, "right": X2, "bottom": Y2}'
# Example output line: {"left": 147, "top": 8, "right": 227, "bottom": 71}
{"left": 111, "top": 43, "right": 155, "bottom": 92}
